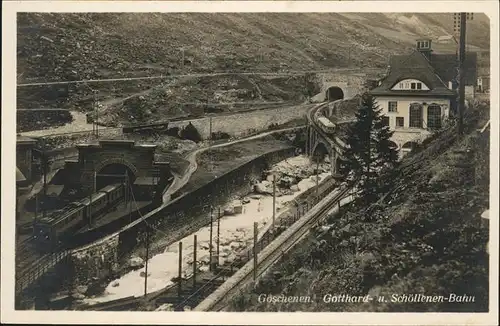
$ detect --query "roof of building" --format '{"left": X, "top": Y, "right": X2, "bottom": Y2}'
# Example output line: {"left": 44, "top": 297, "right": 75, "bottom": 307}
{"left": 429, "top": 52, "right": 477, "bottom": 86}
{"left": 134, "top": 176, "right": 157, "bottom": 186}
{"left": 16, "top": 167, "right": 26, "bottom": 182}
{"left": 17, "top": 135, "right": 37, "bottom": 145}
{"left": 369, "top": 50, "right": 456, "bottom": 97}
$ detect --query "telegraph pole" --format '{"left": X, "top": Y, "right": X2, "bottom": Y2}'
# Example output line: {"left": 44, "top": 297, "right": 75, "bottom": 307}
{"left": 454, "top": 12, "right": 473, "bottom": 136}
{"left": 272, "top": 174, "right": 276, "bottom": 231}
{"left": 209, "top": 115, "right": 213, "bottom": 171}
{"left": 144, "top": 226, "right": 150, "bottom": 298}
{"left": 217, "top": 207, "right": 221, "bottom": 265}
{"left": 177, "top": 241, "right": 183, "bottom": 298}
{"left": 89, "top": 167, "right": 94, "bottom": 227}
{"left": 457, "top": 12, "right": 467, "bottom": 136}
{"left": 34, "top": 194, "right": 38, "bottom": 225}
{"left": 209, "top": 207, "right": 213, "bottom": 271}
{"left": 253, "top": 222, "right": 258, "bottom": 281}
{"left": 315, "top": 159, "right": 320, "bottom": 203}
{"left": 95, "top": 92, "right": 99, "bottom": 139}
{"left": 42, "top": 150, "right": 47, "bottom": 219}
{"left": 193, "top": 235, "right": 197, "bottom": 288}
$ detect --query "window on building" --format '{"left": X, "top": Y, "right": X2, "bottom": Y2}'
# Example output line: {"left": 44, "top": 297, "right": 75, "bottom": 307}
{"left": 416, "top": 83, "right": 422, "bottom": 90}
{"left": 411, "top": 83, "right": 417, "bottom": 90}
{"left": 382, "top": 116, "right": 390, "bottom": 127}
{"left": 424, "top": 41, "right": 429, "bottom": 48}
{"left": 409, "top": 103, "right": 423, "bottom": 128}
{"left": 388, "top": 101, "right": 398, "bottom": 112}
{"left": 396, "top": 117, "right": 404, "bottom": 128}
{"left": 427, "top": 104, "right": 442, "bottom": 129}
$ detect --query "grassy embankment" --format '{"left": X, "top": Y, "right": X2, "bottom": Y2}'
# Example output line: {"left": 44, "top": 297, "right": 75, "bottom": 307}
{"left": 228, "top": 100, "right": 490, "bottom": 312}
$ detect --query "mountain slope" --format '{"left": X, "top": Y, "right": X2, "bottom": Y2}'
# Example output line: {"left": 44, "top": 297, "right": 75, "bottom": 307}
{"left": 16, "top": 13, "right": 490, "bottom": 124}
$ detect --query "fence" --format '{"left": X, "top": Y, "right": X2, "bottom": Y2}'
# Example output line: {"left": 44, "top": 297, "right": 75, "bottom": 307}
{"left": 194, "top": 185, "right": 353, "bottom": 311}
{"left": 169, "top": 178, "right": 342, "bottom": 311}
{"left": 16, "top": 249, "right": 70, "bottom": 296}
{"left": 76, "top": 171, "right": 339, "bottom": 311}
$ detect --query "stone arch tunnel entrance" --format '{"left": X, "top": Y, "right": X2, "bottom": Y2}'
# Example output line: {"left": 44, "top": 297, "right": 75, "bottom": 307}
{"left": 326, "top": 87, "right": 344, "bottom": 102}
{"left": 96, "top": 163, "right": 136, "bottom": 191}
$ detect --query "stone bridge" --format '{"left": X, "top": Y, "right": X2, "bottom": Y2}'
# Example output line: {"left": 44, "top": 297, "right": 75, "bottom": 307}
{"left": 305, "top": 103, "right": 347, "bottom": 177}
{"left": 306, "top": 68, "right": 384, "bottom": 176}
{"left": 306, "top": 95, "right": 365, "bottom": 177}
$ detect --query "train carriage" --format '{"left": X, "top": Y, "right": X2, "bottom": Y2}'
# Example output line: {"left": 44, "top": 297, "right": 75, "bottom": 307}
{"left": 33, "top": 202, "right": 86, "bottom": 248}
{"left": 33, "top": 183, "right": 125, "bottom": 249}
{"left": 317, "top": 116, "right": 336, "bottom": 134}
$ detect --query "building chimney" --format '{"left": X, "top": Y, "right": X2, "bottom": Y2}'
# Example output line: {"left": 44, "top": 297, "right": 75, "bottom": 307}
{"left": 416, "top": 38, "right": 433, "bottom": 61}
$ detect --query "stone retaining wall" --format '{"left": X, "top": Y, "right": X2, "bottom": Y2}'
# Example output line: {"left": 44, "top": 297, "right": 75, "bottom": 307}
{"left": 69, "top": 146, "right": 296, "bottom": 285}
{"left": 169, "top": 104, "right": 310, "bottom": 139}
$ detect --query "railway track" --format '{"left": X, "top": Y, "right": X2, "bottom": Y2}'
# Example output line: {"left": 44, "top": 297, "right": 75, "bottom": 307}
{"left": 74, "top": 177, "right": 339, "bottom": 311}
{"left": 195, "top": 185, "right": 353, "bottom": 311}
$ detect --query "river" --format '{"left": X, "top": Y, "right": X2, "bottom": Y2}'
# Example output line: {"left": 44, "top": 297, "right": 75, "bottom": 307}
{"left": 83, "top": 155, "right": 330, "bottom": 304}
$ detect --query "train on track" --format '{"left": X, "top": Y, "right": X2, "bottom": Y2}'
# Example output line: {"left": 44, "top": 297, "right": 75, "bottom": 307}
{"left": 33, "top": 183, "right": 125, "bottom": 249}
{"left": 313, "top": 108, "right": 337, "bottom": 134}
{"left": 122, "top": 122, "right": 170, "bottom": 134}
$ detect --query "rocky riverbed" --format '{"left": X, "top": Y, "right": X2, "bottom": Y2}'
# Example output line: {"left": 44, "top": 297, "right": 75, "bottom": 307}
{"left": 80, "top": 155, "right": 331, "bottom": 305}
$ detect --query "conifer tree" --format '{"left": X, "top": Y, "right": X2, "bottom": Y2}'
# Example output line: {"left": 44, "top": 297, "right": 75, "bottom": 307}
{"left": 340, "top": 93, "right": 399, "bottom": 200}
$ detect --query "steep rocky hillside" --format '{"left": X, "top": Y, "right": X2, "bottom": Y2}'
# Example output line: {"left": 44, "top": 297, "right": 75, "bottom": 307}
{"left": 229, "top": 99, "right": 490, "bottom": 312}
{"left": 17, "top": 13, "right": 490, "bottom": 123}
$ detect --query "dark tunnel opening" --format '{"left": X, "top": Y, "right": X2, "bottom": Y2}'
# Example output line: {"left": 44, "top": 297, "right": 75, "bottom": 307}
{"left": 326, "top": 87, "right": 345, "bottom": 102}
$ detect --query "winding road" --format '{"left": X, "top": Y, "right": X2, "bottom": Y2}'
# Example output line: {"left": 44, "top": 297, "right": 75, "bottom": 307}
{"left": 162, "top": 120, "right": 315, "bottom": 202}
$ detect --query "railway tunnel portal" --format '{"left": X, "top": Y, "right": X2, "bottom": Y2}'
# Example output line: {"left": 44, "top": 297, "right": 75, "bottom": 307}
{"left": 63, "top": 140, "right": 171, "bottom": 200}
{"left": 325, "top": 86, "right": 345, "bottom": 102}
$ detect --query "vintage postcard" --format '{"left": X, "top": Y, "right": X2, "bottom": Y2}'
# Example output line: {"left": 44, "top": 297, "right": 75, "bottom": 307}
{"left": 1, "top": 1, "right": 498, "bottom": 325}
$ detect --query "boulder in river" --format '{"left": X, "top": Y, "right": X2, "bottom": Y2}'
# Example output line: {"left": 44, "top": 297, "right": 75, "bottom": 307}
{"left": 156, "top": 303, "right": 174, "bottom": 311}
{"left": 233, "top": 204, "right": 243, "bottom": 214}
{"left": 280, "top": 176, "right": 295, "bottom": 188}
{"left": 128, "top": 256, "right": 145, "bottom": 269}
{"left": 290, "top": 185, "right": 300, "bottom": 192}
{"left": 139, "top": 271, "right": 151, "bottom": 278}
{"left": 72, "top": 293, "right": 86, "bottom": 300}
{"left": 111, "top": 281, "right": 120, "bottom": 287}
{"left": 242, "top": 197, "right": 251, "bottom": 204}
{"left": 75, "top": 285, "right": 88, "bottom": 294}
{"left": 254, "top": 182, "right": 272, "bottom": 194}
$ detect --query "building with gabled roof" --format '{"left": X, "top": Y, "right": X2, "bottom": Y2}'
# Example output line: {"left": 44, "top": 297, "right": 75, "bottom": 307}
{"left": 369, "top": 38, "right": 478, "bottom": 154}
